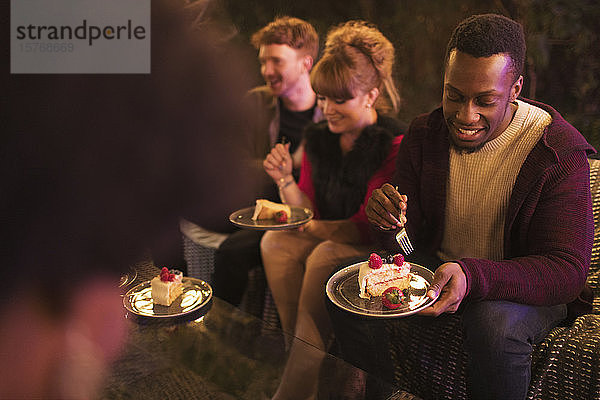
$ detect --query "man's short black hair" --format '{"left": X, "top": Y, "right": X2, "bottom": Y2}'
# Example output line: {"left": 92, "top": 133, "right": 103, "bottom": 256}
{"left": 445, "top": 14, "right": 526, "bottom": 83}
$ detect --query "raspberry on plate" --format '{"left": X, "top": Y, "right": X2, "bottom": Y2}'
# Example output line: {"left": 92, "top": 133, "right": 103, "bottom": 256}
{"left": 275, "top": 210, "right": 288, "bottom": 223}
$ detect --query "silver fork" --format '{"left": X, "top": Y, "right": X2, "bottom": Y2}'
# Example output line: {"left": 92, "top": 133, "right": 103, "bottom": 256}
{"left": 396, "top": 227, "right": 414, "bottom": 255}
{"left": 393, "top": 185, "right": 414, "bottom": 255}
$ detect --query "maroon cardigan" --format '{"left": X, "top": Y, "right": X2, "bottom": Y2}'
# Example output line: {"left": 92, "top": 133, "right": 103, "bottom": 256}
{"left": 379, "top": 99, "right": 596, "bottom": 306}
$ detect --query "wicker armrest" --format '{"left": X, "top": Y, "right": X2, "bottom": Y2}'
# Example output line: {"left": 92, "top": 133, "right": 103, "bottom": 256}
{"left": 587, "top": 158, "right": 600, "bottom": 312}
{"left": 180, "top": 219, "right": 229, "bottom": 282}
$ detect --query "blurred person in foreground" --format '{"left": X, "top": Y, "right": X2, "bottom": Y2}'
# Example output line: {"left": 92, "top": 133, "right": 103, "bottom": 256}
{"left": 261, "top": 20, "right": 406, "bottom": 399}
{"left": 0, "top": 0, "right": 255, "bottom": 398}
{"left": 212, "top": 16, "right": 323, "bottom": 310}
{"left": 329, "top": 14, "right": 595, "bottom": 399}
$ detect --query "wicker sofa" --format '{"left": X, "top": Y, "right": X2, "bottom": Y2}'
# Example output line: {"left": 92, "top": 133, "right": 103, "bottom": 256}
{"left": 387, "top": 157, "right": 600, "bottom": 400}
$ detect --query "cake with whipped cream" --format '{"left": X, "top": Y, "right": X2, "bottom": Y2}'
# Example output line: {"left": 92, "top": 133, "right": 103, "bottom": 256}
{"left": 151, "top": 267, "right": 184, "bottom": 306}
{"left": 358, "top": 253, "right": 411, "bottom": 299}
{"left": 251, "top": 199, "right": 291, "bottom": 222}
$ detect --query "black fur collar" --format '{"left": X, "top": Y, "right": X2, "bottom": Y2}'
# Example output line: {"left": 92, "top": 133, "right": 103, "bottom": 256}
{"left": 304, "top": 116, "right": 402, "bottom": 220}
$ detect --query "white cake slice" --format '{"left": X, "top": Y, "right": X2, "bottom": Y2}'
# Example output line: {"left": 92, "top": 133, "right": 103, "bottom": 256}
{"left": 251, "top": 199, "right": 292, "bottom": 221}
{"left": 358, "top": 254, "right": 411, "bottom": 299}
{"left": 151, "top": 267, "right": 184, "bottom": 306}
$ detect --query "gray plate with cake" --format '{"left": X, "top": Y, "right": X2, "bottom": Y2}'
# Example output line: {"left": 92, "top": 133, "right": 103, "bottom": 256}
{"left": 326, "top": 260, "right": 438, "bottom": 318}
{"left": 123, "top": 277, "right": 212, "bottom": 319}
{"left": 229, "top": 202, "right": 313, "bottom": 230}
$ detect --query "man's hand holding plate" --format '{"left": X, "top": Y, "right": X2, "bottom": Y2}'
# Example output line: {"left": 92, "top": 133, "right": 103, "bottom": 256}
{"left": 418, "top": 262, "right": 467, "bottom": 316}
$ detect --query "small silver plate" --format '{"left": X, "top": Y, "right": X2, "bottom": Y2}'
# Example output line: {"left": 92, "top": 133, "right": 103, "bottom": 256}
{"left": 326, "top": 261, "right": 438, "bottom": 318}
{"left": 229, "top": 205, "right": 313, "bottom": 230}
{"left": 123, "top": 277, "right": 212, "bottom": 318}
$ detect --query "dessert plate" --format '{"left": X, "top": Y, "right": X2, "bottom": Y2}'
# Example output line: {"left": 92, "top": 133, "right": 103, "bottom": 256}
{"left": 118, "top": 266, "right": 138, "bottom": 289}
{"left": 123, "top": 277, "right": 212, "bottom": 319}
{"left": 229, "top": 206, "right": 313, "bottom": 230}
{"left": 326, "top": 262, "right": 438, "bottom": 318}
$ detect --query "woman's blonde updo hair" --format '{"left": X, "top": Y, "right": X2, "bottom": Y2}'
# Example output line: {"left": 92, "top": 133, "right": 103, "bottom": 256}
{"left": 310, "top": 20, "right": 400, "bottom": 114}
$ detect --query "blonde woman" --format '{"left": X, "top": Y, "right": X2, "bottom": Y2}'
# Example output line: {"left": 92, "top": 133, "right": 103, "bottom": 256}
{"left": 261, "top": 20, "right": 405, "bottom": 399}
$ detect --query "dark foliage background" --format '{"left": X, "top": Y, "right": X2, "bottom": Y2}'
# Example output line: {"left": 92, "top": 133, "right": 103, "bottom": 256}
{"left": 205, "top": 0, "right": 600, "bottom": 149}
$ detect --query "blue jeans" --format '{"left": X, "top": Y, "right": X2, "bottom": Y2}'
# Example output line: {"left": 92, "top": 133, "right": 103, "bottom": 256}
{"left": 461, "top": 300, "right": 566, "bottom": 400}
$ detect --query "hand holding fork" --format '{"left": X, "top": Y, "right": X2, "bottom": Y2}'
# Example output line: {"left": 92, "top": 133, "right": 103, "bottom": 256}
{"left": 365, "top": 183, "right": 414, "bottom": 255}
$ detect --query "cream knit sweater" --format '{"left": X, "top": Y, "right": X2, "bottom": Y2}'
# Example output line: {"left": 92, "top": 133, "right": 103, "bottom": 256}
{"left": 437, "top": 100, "right": 552, "bottom": 262}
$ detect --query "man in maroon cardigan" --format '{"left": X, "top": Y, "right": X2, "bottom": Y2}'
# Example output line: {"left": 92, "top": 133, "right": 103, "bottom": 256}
{"left": 329, "top": 14, "right": 595, "bottom": 400}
